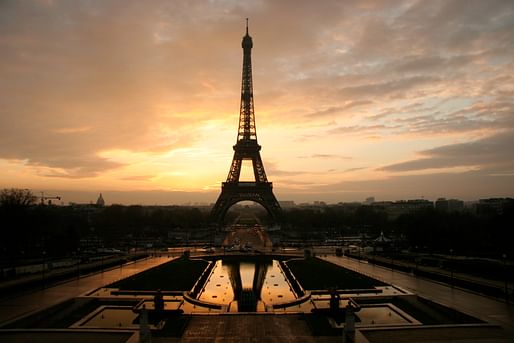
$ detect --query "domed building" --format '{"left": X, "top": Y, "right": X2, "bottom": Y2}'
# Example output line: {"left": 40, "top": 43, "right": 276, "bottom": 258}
{"left": 96, "top": 193, "right": 105, "bottom": 207}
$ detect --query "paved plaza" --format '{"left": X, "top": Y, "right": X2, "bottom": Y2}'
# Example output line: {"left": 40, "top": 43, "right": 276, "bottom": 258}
{"left": 0, "top": 256, "right": 172, "bottom": 326}
{"left": 2, "top": 253, "right": 514, "bottom": 342}
{"left": 321, "top": 255, "right": 514, "bottom": 335}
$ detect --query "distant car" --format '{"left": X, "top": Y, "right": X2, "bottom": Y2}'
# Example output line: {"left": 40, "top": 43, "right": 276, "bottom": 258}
{"left": 227, "top": 245, "right": 238, "bottom": 251}
{"left": 97, "top": 248, "right": 123, "bottom": 254}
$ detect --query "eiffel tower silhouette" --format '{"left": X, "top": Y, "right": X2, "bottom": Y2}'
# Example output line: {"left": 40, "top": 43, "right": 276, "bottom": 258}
{"left": 211, "top": 20, "right": 282, "bottom": 225}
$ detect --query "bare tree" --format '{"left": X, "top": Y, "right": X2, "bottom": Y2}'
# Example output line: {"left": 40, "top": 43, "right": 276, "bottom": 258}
{"left": 0, "top": 188, "right": 37, "bottom": 207}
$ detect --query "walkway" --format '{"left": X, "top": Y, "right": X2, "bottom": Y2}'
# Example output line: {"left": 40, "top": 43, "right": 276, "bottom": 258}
{"left": 0, "top": 256, "right": 172, "bottom": 326}
{"left": 223, "top": 227, "right": 272, "bottom": 250}
{"left": 353, "top": 252, "right": 512, "bottom": 297}
{"left": 321, "top": 256, "right": 514, "bottom": 335}
{"left": 0, "top": 253, "right": 148, "bottom": 294}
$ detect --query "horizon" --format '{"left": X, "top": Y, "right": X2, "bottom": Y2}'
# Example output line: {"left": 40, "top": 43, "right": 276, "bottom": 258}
{"left": 1, "top": 1, "right": 514, "bottom": 204}
{"left": 17, "top": 188, "right": 511, "bottom": 207}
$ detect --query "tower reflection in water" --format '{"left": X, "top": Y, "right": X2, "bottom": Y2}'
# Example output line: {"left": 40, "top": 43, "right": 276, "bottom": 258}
{"left": 197, "top": 259, "right": 296, "bottom": 312}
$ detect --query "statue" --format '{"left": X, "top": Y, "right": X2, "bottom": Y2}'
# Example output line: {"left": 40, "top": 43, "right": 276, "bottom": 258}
{"left": 154, "top": 289, "right": 164, "bottom": 312}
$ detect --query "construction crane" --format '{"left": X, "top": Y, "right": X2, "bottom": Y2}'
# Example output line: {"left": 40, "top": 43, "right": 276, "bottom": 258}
{"left": 37, "top": 192, "right": 61, "bottom": 205}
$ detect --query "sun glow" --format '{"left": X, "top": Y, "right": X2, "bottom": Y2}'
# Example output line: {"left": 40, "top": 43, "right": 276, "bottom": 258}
{"left": 1, "top": 1, "right": 513, "bottom": 203}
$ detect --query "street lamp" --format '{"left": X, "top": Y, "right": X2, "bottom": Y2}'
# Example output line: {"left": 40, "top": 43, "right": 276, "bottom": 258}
{"left": 390, "top": 243, "right": 395, "bottom": 272}
{"left": 77, "top": 248, "right": 80, "bottom": 279}
{"left": 41, "top": 251, "right": 46, "bottom": 289}
{"left": 449, "top": 248, "right": 454, "bottom": 287}
{"left": 503, "top": 253, "right": 508, "bottom": 302}
{"left": 415, "top": 246, "right": 419, "bottom": 276}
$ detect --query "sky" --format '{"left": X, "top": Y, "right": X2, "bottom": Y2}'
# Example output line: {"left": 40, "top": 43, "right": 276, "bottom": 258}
{"left": 1, "top": 0, "right": 514, "bottom": 205}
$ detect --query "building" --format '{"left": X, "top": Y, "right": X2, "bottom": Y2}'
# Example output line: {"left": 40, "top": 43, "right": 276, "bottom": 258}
{"left": 279, "top": 201, "right": 296, "bottom": 208}
{"left": 96, "top": 193, "right": 105, "bottom": 207}
{"left": 364, "top": 197, "right": 375, "bottom": 204}
{"left": 476, "top": 198, "right": 514, "bottom": 215}
{"left": 372, "top": 199, "right": 433, "bottom": 219}
{"left": 435, "top": 198, "right": 464, "bottom": 212}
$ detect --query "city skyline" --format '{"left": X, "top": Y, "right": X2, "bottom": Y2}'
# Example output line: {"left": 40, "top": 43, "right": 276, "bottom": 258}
{"left": 1, "top": 0, "right": 514, "bottom": 205}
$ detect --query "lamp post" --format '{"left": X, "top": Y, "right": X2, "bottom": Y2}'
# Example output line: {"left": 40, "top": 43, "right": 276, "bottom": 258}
{"left": 391, "top": 243, "right": 395, "bottom": 272}
{"left": 41, "top": 250, "right": 46, "bottom": 289}
{"left": 503, "top": 253, "right": 508, "bottom": 302}
{"left": 415, "top": 246, "right": 419, "bottom": 276}
{"left": 449, "top": 248, "right": 454, "bottom": 288}
{"left": 77, "top": 248, "right": 80, "bottom": 279}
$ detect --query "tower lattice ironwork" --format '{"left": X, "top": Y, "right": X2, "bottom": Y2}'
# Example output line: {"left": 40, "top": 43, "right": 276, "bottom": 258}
{"left": 211, "top": 20, "right": 282, "bottom": 225}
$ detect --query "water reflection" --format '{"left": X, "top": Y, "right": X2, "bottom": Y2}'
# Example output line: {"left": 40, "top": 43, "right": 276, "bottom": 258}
{"left": 197, "top": 259, "right": 297, "bottom": 312}
{"left": 82, "top": 308, "right": 138, "bottom": 328}
{"left": 198, "top": 260, "right": 234, "bottom": 305}
{"left": 357, "top": 306, "right": 412, "bottom": 325}
{"left": 260, "top": 260, "right": 296, "bottom": 305}
{"left": 239, "top": 262, "right": 255, "bottom": 290}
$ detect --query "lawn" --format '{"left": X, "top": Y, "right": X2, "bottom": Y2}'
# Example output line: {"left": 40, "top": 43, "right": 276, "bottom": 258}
{"left": 287, "top": 258, "right": 387, "bottom": 290}
{"left": 109, "top": 257, "right": 209, "bottom": 291}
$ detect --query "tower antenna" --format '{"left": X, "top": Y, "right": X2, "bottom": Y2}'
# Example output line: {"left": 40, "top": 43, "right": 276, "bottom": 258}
{"left": 246, "top": 18, "right": 249, "bottom": 35}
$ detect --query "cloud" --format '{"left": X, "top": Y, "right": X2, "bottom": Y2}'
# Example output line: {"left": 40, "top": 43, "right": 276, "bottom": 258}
{"left": 53, "top": 126, "right": 93, "bottom": 134}
{"left": 265, "top": 161, "right": 307, "bottom": 177}
{"left": 328, "top": 124, "right": 400, "bottom": 137}
{"left": 338, "top": 76, "right": 440, "bottom": 100}
{"left": 298, "top": 154, "right": 352, "bottom": 160}
{"left": 1, "top": 0, "right": 514, "bottom": 200}
{"left": 342, "top": 167, "right": 367, "bottom": 173}
{"left": 305, "top": 100, "right": 373, "bottom": 118}
{"left": 381, "top": 131, "right": 514, "bottom": 172}
{"left": 288, "top": 168, "right": 514, "bottom": 202}
{"left": 120, "top": 175, "right": 155, "bottom": 181}
{"left": 389, "top": 54, "right": 477, "bottom": 76}
{"left": 0, "top": 0, "right": 248, "bottom": 177}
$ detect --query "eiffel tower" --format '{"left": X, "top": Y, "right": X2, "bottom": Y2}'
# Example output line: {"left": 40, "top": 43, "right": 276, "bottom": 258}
{"left": 211, "top": 20, "right": 282, "bottom": 225}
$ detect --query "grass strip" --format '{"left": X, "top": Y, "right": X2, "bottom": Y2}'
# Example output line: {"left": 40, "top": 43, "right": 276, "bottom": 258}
{"left": 109, "top": 257, "right": 208, "bottom": 291}
{"left": 287, "top": 258, "right": 386, "bottom": 290}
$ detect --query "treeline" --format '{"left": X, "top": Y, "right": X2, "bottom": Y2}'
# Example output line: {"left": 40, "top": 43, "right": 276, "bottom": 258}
{"left": 0, "top": 204, "right": 213, "bottom": 259}
{"left": 93, "top": 205, "right": 209, "bottom": 240}
{"left": 1, "top": 189, "right": 513, "bottom": 259}
{"left": 0, "top": 189, "right": 212, "bottom": 259}
{"left": 282, "top": 205, "right": 388, "bottom": 235}
{"left": 280, "top": 204, "right": 514, "bottom": 256}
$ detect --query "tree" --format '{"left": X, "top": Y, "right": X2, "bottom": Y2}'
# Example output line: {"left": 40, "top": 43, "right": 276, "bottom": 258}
{"left": 0, "top": 188, "right": 36, "bottom": 207}
{"left": 1, "top": 189, "right": 37, "bottom": 257}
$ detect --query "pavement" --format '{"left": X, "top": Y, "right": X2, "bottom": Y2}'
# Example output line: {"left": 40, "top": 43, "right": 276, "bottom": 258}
{"left": 357, "top": 252, "right": 513, "bottom": 296}
{"left": 223, "top": 227, "right": 273, "bottom": 250}
{"left": 155, "top": 314, "right": 341, "bottom": 343}
{"left": 0, "top": 256, "right": 172, "bottom": 326}
{"left": 2, "top": 252, "right": 513, "bottom": 342}
{"left": 0, "top": 253, "right": 148, "bottom": 294}
{"left": 321, "top": 255, "right": 514, "bottom": 335}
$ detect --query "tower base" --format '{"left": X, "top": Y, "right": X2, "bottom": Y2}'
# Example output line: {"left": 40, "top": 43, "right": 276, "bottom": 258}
{"left": 211, "top": 182, "right": 282, "bottom": 225}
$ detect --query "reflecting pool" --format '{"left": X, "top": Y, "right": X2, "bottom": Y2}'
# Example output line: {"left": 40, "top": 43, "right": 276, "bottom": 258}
{"left": 197, "top": 259, "right": 297, "bottom": 311}
{"left": 80, "top": 307, "right": 138, "bottom": 328}
{"left": 357, "top": 305, "right": 415, "bottom": 325}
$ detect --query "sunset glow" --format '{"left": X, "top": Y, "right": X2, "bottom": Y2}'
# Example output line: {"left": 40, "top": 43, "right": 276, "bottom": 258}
{"left": 1, "top": 0, "right": 513, "bottom": 204}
